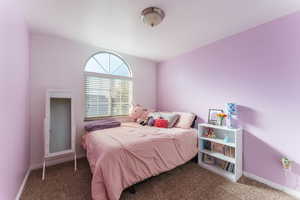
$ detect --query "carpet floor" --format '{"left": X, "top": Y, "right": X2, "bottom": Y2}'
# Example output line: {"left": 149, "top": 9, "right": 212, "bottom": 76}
{"left": 21, "top": 158, "right": 297, "bottom": 200}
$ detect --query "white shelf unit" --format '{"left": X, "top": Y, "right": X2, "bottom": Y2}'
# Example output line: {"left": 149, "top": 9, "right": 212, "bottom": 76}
{"left": 198, "top": 123, "right": 243, "bottom": 182}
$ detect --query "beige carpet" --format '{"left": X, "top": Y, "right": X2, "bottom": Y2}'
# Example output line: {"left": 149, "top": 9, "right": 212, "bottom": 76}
{"left": 21, "top": 158, "right": 297, "bottom": 200}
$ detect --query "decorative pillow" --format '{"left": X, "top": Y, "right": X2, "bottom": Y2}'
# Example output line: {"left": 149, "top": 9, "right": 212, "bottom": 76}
{"left": 84, "top": 119, "right": 121, "bottom": 132}
{"left": 154, "top": 119, "right": 168, "bottom": 128}
{"left": 147, "top": 117, "right": 155, "bottom": 126}
{"left": 148, "top": 112, "right": 161, "bottom": 119}
{"left": 174, "top": 112, "right": 196, "bottom": 129}
{"left": 129, "top": 105, "right": 145, "bottom": 121}
{"left": 160, "top": 112, "right": 180, "bottom": 128}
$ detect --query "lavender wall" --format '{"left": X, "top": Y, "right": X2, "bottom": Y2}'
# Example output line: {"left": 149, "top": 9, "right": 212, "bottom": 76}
{"left": 30, "top": 33, "right": 157, "bottom": 167}
{"left": 157, "top": 12, "right": 300, "bottom": 190}
{"left": 0, "top": 1, "right": 30, "bottom": 199}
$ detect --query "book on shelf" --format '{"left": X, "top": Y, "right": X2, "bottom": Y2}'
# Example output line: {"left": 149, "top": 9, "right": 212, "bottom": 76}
{"left": 205, "top": 142, "right": 235, "bottom": 158}
{"left": 203, "top": 155, "right": 235, "bottom": 173}
{"left": 203, "top": 140, "right": 212, "bottom": 151}
{"left": 211, "top": 143, "right": 224, "bottom": 154}
{"left": 223, "top": 146, "right": 235, "bottom": 158}
{"left": 215, "top": 158, "right": 235, "bottom": 173}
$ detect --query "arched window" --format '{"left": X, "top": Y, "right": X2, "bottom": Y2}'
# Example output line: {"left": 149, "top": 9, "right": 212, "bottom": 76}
{"left": 84, "top": 52, "right": 133, "bottom": 119}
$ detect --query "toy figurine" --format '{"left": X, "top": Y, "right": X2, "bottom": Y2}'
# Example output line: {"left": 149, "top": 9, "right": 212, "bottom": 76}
{"left": 281, "top": 157, "right": 292, "bottom": 169}
{"left": 204, "top": 128, "right": 216, "bottom": 138}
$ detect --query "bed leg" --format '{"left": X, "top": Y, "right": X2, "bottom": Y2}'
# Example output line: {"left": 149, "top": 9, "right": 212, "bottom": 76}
{"left": 192, "top": 154, "right": 198, "bottom": 163}
{"left": 128, "top": 186, "right": 136, "bottom": 194}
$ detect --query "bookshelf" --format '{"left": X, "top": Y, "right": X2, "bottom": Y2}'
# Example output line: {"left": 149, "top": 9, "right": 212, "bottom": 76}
{"left": 198, "top": 123, "right": 243, "bottom": 182}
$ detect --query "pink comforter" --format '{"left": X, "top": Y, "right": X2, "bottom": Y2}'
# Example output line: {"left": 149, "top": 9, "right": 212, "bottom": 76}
{"left": 83, "top": 123, "right": 198, "bottom": 200}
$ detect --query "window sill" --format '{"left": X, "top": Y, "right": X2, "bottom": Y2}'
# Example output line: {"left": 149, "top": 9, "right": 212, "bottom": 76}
{"left": 84, "top": 115, "right": 129, "bottom": 122}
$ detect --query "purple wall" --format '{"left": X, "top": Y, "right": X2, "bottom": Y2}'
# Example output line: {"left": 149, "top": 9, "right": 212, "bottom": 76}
{"left": 157, "top": 11, "right": 300, "bottom": 190}
{"left": 0, "top": 1, "right": 30, "bottom": 199}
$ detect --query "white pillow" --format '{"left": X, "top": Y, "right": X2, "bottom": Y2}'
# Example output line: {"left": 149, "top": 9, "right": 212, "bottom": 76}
{"left": 173, "top": 112, "right": 196, "bottom": 129}
{"left": 160, "top": 112, "right": 180, "bottom": 128}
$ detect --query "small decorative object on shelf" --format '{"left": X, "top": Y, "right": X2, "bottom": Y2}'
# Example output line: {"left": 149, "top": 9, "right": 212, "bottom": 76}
{"left": 224, "top": 135, "right": 230, "bottom": 143}
{"left": 216, "top": 112, "right": 227, "bottom": 126}
{"left": 203, "top": 154, "right": 215, "bottom": 165}
{"left": 204, "top": 128, "right": 216, "bottom": 138}
{"left": 281, "top": 157, "right": 292, "bottom": 169}
{"left": 208, "top": 109, "right": 224, "bottom": 125}
{"left": 226, "top": 103, "right": 238, "bottom": 128}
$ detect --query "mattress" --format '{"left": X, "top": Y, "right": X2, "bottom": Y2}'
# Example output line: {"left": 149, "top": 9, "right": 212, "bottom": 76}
{"left": 83, "top": 123, "right": 198, "bottom": 200}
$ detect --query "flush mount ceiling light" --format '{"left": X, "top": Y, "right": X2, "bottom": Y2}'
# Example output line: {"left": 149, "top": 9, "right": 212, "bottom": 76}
{"left": 141, "top": 7, "right": 165, "bottom": 27}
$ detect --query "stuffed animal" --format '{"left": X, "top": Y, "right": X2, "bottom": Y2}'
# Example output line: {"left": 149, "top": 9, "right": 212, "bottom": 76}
{"left": 129, "top": 105, "right": 145, "bottom": 121}
{"left": 204, "top": 128, "right": 216, "bottom": 138}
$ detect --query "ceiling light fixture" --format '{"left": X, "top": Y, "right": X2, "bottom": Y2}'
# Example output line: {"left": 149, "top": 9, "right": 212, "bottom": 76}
{"left": 141, "top": 7, "right": 165, "bottom": 27}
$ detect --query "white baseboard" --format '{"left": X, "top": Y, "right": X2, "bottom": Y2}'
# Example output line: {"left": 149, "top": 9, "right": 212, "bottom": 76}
{"left": 30, "top": 153, "right": 86, "bottom": 170}
{"left": 243, "top": 171, "right": 300, "bottom": 199}
{"left": 15, "top": 168, "right": 31, "bottom": 200}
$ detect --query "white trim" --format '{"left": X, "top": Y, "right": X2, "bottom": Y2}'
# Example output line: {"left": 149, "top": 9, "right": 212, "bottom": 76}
{"left": 243, "top": 171, "right": 300, "bottom": 199}
{"left": 15, "top": 168, "right": 31, "bottom": 200}
{"left": 84, "top": 51, "right": 133, "bottom": 78}
{"left": 44, "top": 90, "right": 76, "bottom": 158}
{"left": 84, "top": 72, "right": 132, "bottom": 81}
{"left": 45, "top": 149, "right": 74, "bottom": 158}
{"left": 199, "top": 123, "right": 242, "bottom": 132}
{"left": 30, "top": 153, "right": 86, "bottom": 170}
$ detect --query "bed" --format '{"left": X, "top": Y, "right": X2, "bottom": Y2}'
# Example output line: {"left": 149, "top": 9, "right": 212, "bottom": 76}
{"left": 82, "top": 122, "right": 198, "bottom": 200}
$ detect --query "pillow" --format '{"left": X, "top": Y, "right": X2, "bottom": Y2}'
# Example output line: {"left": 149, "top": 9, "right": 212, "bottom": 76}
{"left": 148, "top": 112, "right": 161, "bottom": 119}
{"left": 154, "top": 119, "right": 168, "bottom": 128}
{"left": 84, "top": 119, "right": 121, "bottom": 132}
{"left": 129, "top": 105, "right": 145, "bottom": 121}
{"left": 174, "top": 112, "right": 196, "bottom": 129}
{"left": 160, "top": 112, "right": 180, "bottom": 128}
{"left": 147, "top": 117, "right": 155, "bottom": 126}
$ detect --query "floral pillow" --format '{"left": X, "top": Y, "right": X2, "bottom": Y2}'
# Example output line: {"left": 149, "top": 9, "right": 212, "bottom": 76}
{"left": 174, "top": 112, "right": 196, "bottom": 129}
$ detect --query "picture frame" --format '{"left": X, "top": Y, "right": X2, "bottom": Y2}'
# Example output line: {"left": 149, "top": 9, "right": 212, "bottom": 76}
{"left": 208, "top": 109, "right": 224, "bottom": 125}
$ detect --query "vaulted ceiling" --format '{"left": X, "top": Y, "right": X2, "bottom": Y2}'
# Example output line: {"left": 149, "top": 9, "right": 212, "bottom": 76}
{"left": 23, "top": 0, "right": 300, "bottom": 61}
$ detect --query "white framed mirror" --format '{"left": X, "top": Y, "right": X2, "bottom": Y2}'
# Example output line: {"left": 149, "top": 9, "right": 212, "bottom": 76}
{"left": 43, "top": 89, "right": 76, "bottom": 179}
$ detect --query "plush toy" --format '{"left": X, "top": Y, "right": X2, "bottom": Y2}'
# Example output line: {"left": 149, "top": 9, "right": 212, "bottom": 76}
{"left": 129, "top": 105, "right": 145, "bottom": 121}
{"left": 204, "top": 128, "right": 216, "bottom": 138}
{"left": 281, "top": 157, "right": 292, "bottom": 169}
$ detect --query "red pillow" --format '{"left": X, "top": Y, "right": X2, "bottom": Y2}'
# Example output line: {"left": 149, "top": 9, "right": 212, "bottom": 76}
{"left": 154, "top": 119, "right": 168, "bottom": 128}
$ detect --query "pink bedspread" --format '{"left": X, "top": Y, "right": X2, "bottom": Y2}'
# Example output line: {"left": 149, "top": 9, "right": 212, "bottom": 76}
{"left": 83, "top": 123, "right": 198, "bottom": 200}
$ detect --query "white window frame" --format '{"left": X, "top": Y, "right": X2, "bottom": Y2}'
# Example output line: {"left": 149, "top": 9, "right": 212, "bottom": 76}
{"left": 84, "top": 52, "right": 133, "bottom": 120}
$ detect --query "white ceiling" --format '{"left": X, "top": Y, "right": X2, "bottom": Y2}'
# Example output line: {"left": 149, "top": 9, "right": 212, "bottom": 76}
{"left": 23, "top": 0, "right": 300, "bottom": 61}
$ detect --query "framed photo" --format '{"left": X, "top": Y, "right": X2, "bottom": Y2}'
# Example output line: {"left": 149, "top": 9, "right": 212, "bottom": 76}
{"left": 208, "top": 109, "right": 224, "bottom": 125}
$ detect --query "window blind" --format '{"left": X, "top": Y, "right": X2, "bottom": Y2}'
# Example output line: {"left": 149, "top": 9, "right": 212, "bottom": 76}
{"left": 85, "top": 76, "right": 132, "bottom": 118}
